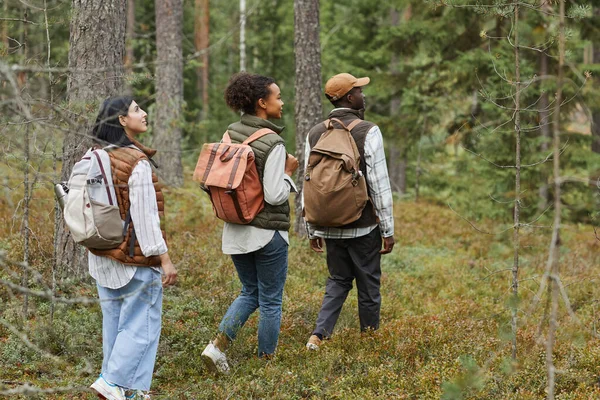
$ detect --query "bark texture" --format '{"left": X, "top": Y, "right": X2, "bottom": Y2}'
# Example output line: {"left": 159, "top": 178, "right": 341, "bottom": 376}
{"left": 56, "top": 0, "right": 127, "bottom": 277}
{"left": 293, "top": 0, "right": 323, "bottom": 235}
{"left": 154, "top": 0, "right": 184, "bottom": 187}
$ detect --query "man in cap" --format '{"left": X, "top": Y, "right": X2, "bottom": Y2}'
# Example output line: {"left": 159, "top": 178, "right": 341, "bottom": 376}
{"left": 304, "top": 73, "right": 395, "bottom": 350}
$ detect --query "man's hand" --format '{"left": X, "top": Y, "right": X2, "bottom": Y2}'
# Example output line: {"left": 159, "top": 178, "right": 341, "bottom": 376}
{"left": 380, "top": 236, "right": 395, "bottom": 254}
{"left": 159, "top": 252, "right": 178, "bottom": 286}
{"left": 310, "top": 237, "right": 324, "bottom": 253}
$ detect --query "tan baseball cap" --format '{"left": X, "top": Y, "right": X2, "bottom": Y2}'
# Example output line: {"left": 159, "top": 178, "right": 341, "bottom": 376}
{"left": 325, "top": 73, "right": 370, "bottom": 101}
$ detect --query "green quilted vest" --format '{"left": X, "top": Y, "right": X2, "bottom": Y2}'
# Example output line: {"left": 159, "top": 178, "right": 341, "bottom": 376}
{"left": 226, "top": 114, "right": 291, "bottom": 231}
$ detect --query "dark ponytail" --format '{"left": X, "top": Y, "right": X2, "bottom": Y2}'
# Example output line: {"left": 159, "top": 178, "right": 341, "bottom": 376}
{"left": 92, "top": 96, "right": 135, "bottom": 147}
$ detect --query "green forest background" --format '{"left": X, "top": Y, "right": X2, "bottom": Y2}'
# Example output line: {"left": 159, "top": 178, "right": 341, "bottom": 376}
{"left": 1, "top": 0, "right": 600, "bottom": 399}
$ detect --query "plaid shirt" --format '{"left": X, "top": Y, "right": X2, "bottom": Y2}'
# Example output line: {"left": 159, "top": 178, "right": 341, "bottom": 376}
{"left": 303, "top": 117, "right": 394, "bottom": 240}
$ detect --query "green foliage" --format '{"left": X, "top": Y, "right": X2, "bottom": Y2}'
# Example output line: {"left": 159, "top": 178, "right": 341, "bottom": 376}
{"left": 1, "top": 1, "right": 600, "bottom": 397}
{"left": 2, "top": 176, "right": 600, "bottom": 398}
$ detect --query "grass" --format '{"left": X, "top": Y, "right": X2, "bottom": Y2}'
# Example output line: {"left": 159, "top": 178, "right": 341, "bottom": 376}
{"left": 1, "top": 165, "right": 600, "bottom": 399}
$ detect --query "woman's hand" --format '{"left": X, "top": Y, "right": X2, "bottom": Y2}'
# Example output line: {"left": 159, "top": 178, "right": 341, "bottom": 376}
{"left": 285, "top": 153, "right": 299, "bottom": 176}
{"left": 159, "top": 252, "right": 178, "bottom": 286}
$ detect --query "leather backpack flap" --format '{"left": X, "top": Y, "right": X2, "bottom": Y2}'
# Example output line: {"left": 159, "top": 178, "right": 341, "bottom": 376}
{"left": 193, "top": 142, "right": 221, "bottom": 184}
{"left": 203, "top": 144, "right": 251, "bottom": 190}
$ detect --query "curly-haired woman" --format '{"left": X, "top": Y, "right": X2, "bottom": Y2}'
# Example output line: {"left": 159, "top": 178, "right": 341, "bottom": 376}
{"left": 201, "top": 73, "right": 298, "bottom": 373}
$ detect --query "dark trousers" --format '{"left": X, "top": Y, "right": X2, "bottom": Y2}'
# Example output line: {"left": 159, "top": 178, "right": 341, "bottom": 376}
{"left": 313, "top": 227, "right": 382, "bottom": 338}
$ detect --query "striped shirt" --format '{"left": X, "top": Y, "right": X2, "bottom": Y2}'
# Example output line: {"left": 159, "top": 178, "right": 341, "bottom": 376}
{"left": 304, "top": 117, "right": 394, "bottom": 240}
{"left": 89, "top": 159, "right": 166, "bottom": 289}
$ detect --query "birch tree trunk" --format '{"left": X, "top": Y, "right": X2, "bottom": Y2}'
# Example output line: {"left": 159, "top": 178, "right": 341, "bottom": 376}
{"left": 240, "top": 0, "right": 246, "bottom": 71}
{"left": 538, "top": 50, "right": 550, "bottom": 211}
{"left": 56, "top": 0, "right": 127, "bottom": 277}
{"left": 511, "top": 2, "right": 522, "bottom": 360}
{"left": 546, "top": 1, "right": 565, "bottom": 397}
{"left": 154, "top": 0, "right": 184, "bottom": 187}
{"left": 293, "top": 0, "right": 322, "bottom": 235}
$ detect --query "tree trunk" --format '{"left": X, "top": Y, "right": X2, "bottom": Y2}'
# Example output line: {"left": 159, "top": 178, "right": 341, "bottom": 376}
{"left": 195, "top": 0, "right": 209, "bottom": 120}
{"left": 546, "top": 1, "right": 565, "bottom": 398}
{"left": 415, "top": 123, "right": 423, "bottom": 202}
{"left": 154, "top": 0, "right": 184, "bottom": 187}
{"left": 388, "top": 7, "right": 406, "bottom": 195}
{"left": 538, "top": 50, "right": 550, "bottom": 211}
{"left": 592, "top": 10, "right": 600, "bottom": 154}
{"left": 240, "top": 0, "right": 246, "bottom": 71}
{"left": 22, "top": 6, "right": 29, "bottom": 316}
{"left": 125, "top": 0, "right": 135, "bottom": 76}
{"left": 293, "top": 0, "right": 322, "bottom": 236}
{"left": 511, "top": 2, "right": 522, "bottom": 361}
{"left": 23, "top": 122, "right": 30, "bottom": 318}
{"left": 389, "top": 145, "right": 407, "bottom": 194}
{"left": 56, "top": 0, "right": 127, "bottom": 277}
{"left": 1, "top": 1, "right": 8, "bottom": 51}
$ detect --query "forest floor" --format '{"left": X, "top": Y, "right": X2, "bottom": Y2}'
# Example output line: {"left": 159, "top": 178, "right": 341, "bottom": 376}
{"left": 1, "top": 167, "right": 600, "bottom": 399}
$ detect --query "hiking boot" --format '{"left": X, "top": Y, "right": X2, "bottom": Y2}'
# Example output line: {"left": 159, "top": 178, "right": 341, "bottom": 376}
{"left": 90, "top": 374, "right": 126, "bottom": 400}
{"left": 306, "top": 335, "right": 322, "bottom": 351}
{"left": 201, "top": 341, "right": 230, "bottom": 374}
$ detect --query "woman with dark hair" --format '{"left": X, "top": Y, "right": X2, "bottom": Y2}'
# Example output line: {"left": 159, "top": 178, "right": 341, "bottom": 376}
{"left": 201, "top": 72, "right": 298, "bottom": 373}
{"left": 87, "top": 96, "right": 177, "bottom": 400}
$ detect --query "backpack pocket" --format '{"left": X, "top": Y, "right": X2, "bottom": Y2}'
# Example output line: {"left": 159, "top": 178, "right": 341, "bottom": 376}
{"left": 83, "top": 200, "right": 123, "bottom": 249}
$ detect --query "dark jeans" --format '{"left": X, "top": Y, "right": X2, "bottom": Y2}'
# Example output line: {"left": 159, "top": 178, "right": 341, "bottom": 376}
{"left": 219, "top": 231, "right": 288, "bottom": 356}
{"left": 313, "top": 227, "right": 382, "bottom": 338}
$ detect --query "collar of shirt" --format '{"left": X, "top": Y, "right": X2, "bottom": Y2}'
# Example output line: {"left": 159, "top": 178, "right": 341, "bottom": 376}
{"left": 240, "top": 113, "right": 285, "bottom": 134}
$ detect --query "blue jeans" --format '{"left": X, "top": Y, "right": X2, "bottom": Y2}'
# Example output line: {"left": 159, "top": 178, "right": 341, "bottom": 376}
{"left": 219, "top": 231, "right": 288, "bottom": 356}
{"left": 96, "top": 267, "right": 163, "bottom": 391}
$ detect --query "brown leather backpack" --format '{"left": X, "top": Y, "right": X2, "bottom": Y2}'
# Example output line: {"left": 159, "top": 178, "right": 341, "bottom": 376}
{"left": 193, "top": 128, "right": 274, "bottom": 224}
{"left": 303, "top": 118, "right": 368, "bottom": 227}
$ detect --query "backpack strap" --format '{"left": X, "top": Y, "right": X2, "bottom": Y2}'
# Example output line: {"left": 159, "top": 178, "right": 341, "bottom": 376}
{"left": 225, "top": 147, "right": 251, "bottom": 223}
{"left": 346, "top": 119, "right": 362, "bottom": 131}
{"left": 226, "top": 148, "right": 248, "bottom": 190}
{"left": 242, "top": 128, "right": 276, "bottom": 145}
{"left": 91, "top": 150, "right": 114, "bottom": 206}
{"left": 329, "top": 118, "right": 348, "bottom": 130}
{"left": 222, "top": 131, "right": 232, "bottom": 144}
{"left": 327, "top": 118, "right": 362, "bottom": 132}
{"left": 200, "top": 143, "right": 221, "bottom": 186}
{"left": 81, "top": 147, "right": 94, "bottom": 160}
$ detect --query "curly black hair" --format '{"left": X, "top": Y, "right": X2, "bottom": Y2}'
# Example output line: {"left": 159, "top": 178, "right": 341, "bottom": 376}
{"left": 224, "top": 72, "right": 276, "bottom": 115}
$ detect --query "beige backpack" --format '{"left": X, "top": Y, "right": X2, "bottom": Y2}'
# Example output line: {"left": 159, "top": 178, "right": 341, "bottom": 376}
{"left": 303, "top": 118, "right": 368, "bottom": 227}
{"left": 62, "top": 148, "right": 123, "bottom": 249}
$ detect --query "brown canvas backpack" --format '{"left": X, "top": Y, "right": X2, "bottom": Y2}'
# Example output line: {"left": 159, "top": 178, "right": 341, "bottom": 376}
{"left": 303, "top": 118, "right": 368, "bottom": 227}
{"left": 193, "top": 128, "right": 275, "bottom": 224}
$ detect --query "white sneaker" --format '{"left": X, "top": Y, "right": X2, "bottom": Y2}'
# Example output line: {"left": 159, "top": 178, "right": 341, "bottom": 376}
{"left": 90, "top": 374, "right": 126, "bottom": 400}
{"left": 201, "top": 341, "right": 230, "bottom": 374}
{"left": 125, "top": 389, "right": 151, "bottom": 399}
